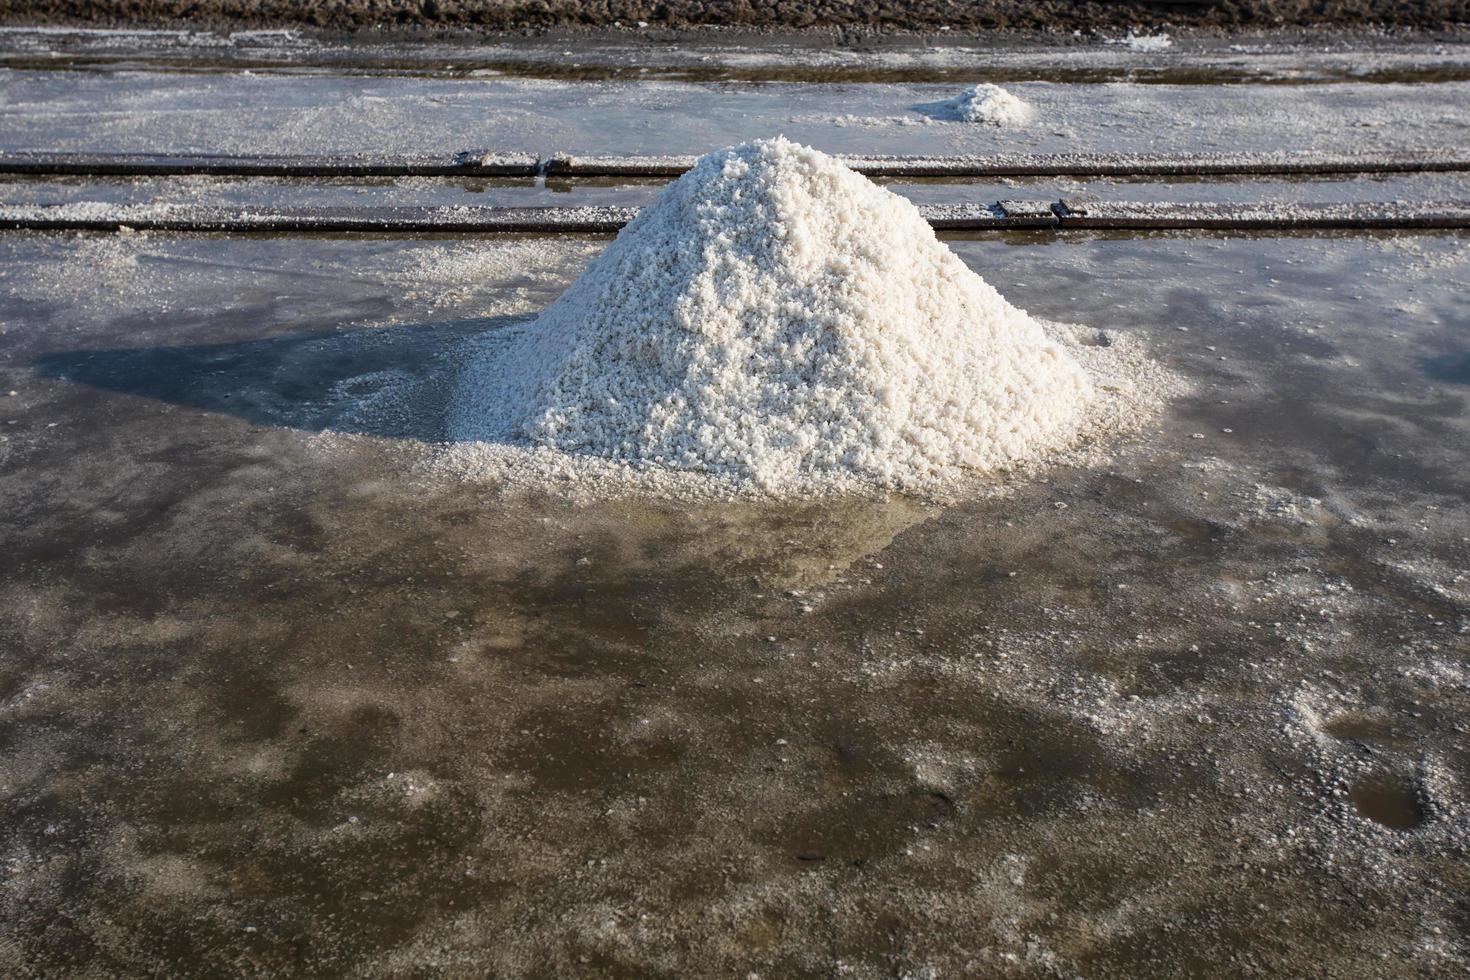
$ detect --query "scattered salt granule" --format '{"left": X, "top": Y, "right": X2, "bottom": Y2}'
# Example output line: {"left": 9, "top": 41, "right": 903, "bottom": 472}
{"left": 940, "top": 84, "right": 1034, "bottom": 126}
{"left": 447, "top": 137, "right": 1104, "bottom": 496}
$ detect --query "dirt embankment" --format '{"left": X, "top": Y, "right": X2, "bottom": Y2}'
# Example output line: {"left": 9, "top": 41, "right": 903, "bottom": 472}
{"left": 1, "top": 0, "right": 1467, "bottom": 32}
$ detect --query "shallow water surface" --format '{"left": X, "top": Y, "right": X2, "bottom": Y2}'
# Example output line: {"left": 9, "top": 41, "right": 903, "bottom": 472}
{"left": 1, "top": 228, "right": 1466, "bottom": 975}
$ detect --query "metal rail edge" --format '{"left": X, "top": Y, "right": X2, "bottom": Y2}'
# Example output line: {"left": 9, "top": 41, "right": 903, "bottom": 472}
{"left": 542, "top": 150, "right": 1470, "bottom": 178}
{"left": 4, "top": 150, "right": 1470, "bottom": 179}
{"left": 2, "top": 201, "right": 1468, "bottom": 233}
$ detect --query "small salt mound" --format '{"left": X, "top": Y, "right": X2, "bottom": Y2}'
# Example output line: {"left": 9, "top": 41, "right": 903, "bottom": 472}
{"left": 941, "top": 84, "right": 1034, "bottom": 126}
{"left": 449, "top": 137, "right": 1094, "bottom": 495}
{"left": 1117, "top": 32, "right": 1173, "bottom": 52}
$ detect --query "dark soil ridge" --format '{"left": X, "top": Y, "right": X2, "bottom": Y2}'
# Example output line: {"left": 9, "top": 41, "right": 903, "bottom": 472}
{"left": 2, "top": 0, "right": 1468, "bottom": 33}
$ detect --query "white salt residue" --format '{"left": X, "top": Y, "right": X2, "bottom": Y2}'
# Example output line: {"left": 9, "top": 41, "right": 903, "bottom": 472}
{"left": 940, "top": 84, "right": 1034, "bottom": 126}
{"left": 1114, "top": 33, "right": 1173, "bottom": 52}
{"left": 442, "top": 138, "right": 1164, "bottom": 499}
{"left": 226, "top": 29, "right": 304, "bottom": 45}
{"left": 402, "top": 240, "right": 591, "bottom": 287}
{"left": 5, "top": 232, "right": 151, "bottom": 314}
{"left": 394, "top": 240, "right": 601, "bottom": 314}
{"left": 825, "top": 114, "right": 934, "bottom": 128}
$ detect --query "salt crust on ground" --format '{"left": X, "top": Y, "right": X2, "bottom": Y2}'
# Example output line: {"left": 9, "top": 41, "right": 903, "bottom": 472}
{"left": 433, "top": 138, "right": 1174, "bottom": 500}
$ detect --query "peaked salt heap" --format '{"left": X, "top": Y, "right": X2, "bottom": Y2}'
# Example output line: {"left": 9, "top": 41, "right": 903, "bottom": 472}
{"left": 450, "top": 137, "right": 1093, "bottom": 494}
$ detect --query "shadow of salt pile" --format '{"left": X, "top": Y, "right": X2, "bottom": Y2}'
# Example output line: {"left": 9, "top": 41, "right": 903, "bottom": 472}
{"left": 1423, "top": 350, "right": 1470, "bottom": 385}
{"left": 30, "top": 314, "right": 941, "bottom": 589}
{"left": 910, "top": 97, "right": 968, "bottom": 122}
{"left": 31, "top": 316, "right": 529, "bottom": 444}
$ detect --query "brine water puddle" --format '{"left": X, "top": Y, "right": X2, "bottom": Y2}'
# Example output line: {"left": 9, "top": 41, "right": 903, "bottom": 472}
{"left": 1350, "top": 773, "right": 1425, "bottom": 831}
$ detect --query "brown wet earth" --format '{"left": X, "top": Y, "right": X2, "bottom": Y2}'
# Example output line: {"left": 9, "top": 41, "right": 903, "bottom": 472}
{"left": 6, "top": 0, "right": 1470, "bottom": 33}
{"left": 0, "top": 229, "right": 1467, "bottom": 976}
{"left": 9, "top": 53, "right": 1470, "bottom": 86}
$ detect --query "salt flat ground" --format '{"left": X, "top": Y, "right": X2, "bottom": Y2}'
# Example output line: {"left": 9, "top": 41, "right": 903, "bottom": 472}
{"left": 3, "top": 58, "right": 1470, "bottom": 159}
{"left": 0, "top": 27, "right": 1468, "bottom": 978}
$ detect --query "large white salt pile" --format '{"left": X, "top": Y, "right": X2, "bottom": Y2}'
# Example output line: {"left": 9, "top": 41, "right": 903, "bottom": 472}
{"left": 448, "top": 137, "right": 1099, "bottom": 495}
{"left": 941, "top": 84, "right": 1034, "bottom": 126}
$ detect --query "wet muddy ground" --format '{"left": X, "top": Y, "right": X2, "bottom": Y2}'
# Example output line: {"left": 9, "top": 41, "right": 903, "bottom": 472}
{"left": 1, "top": 228, "right": 1467, "bottom": 976}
